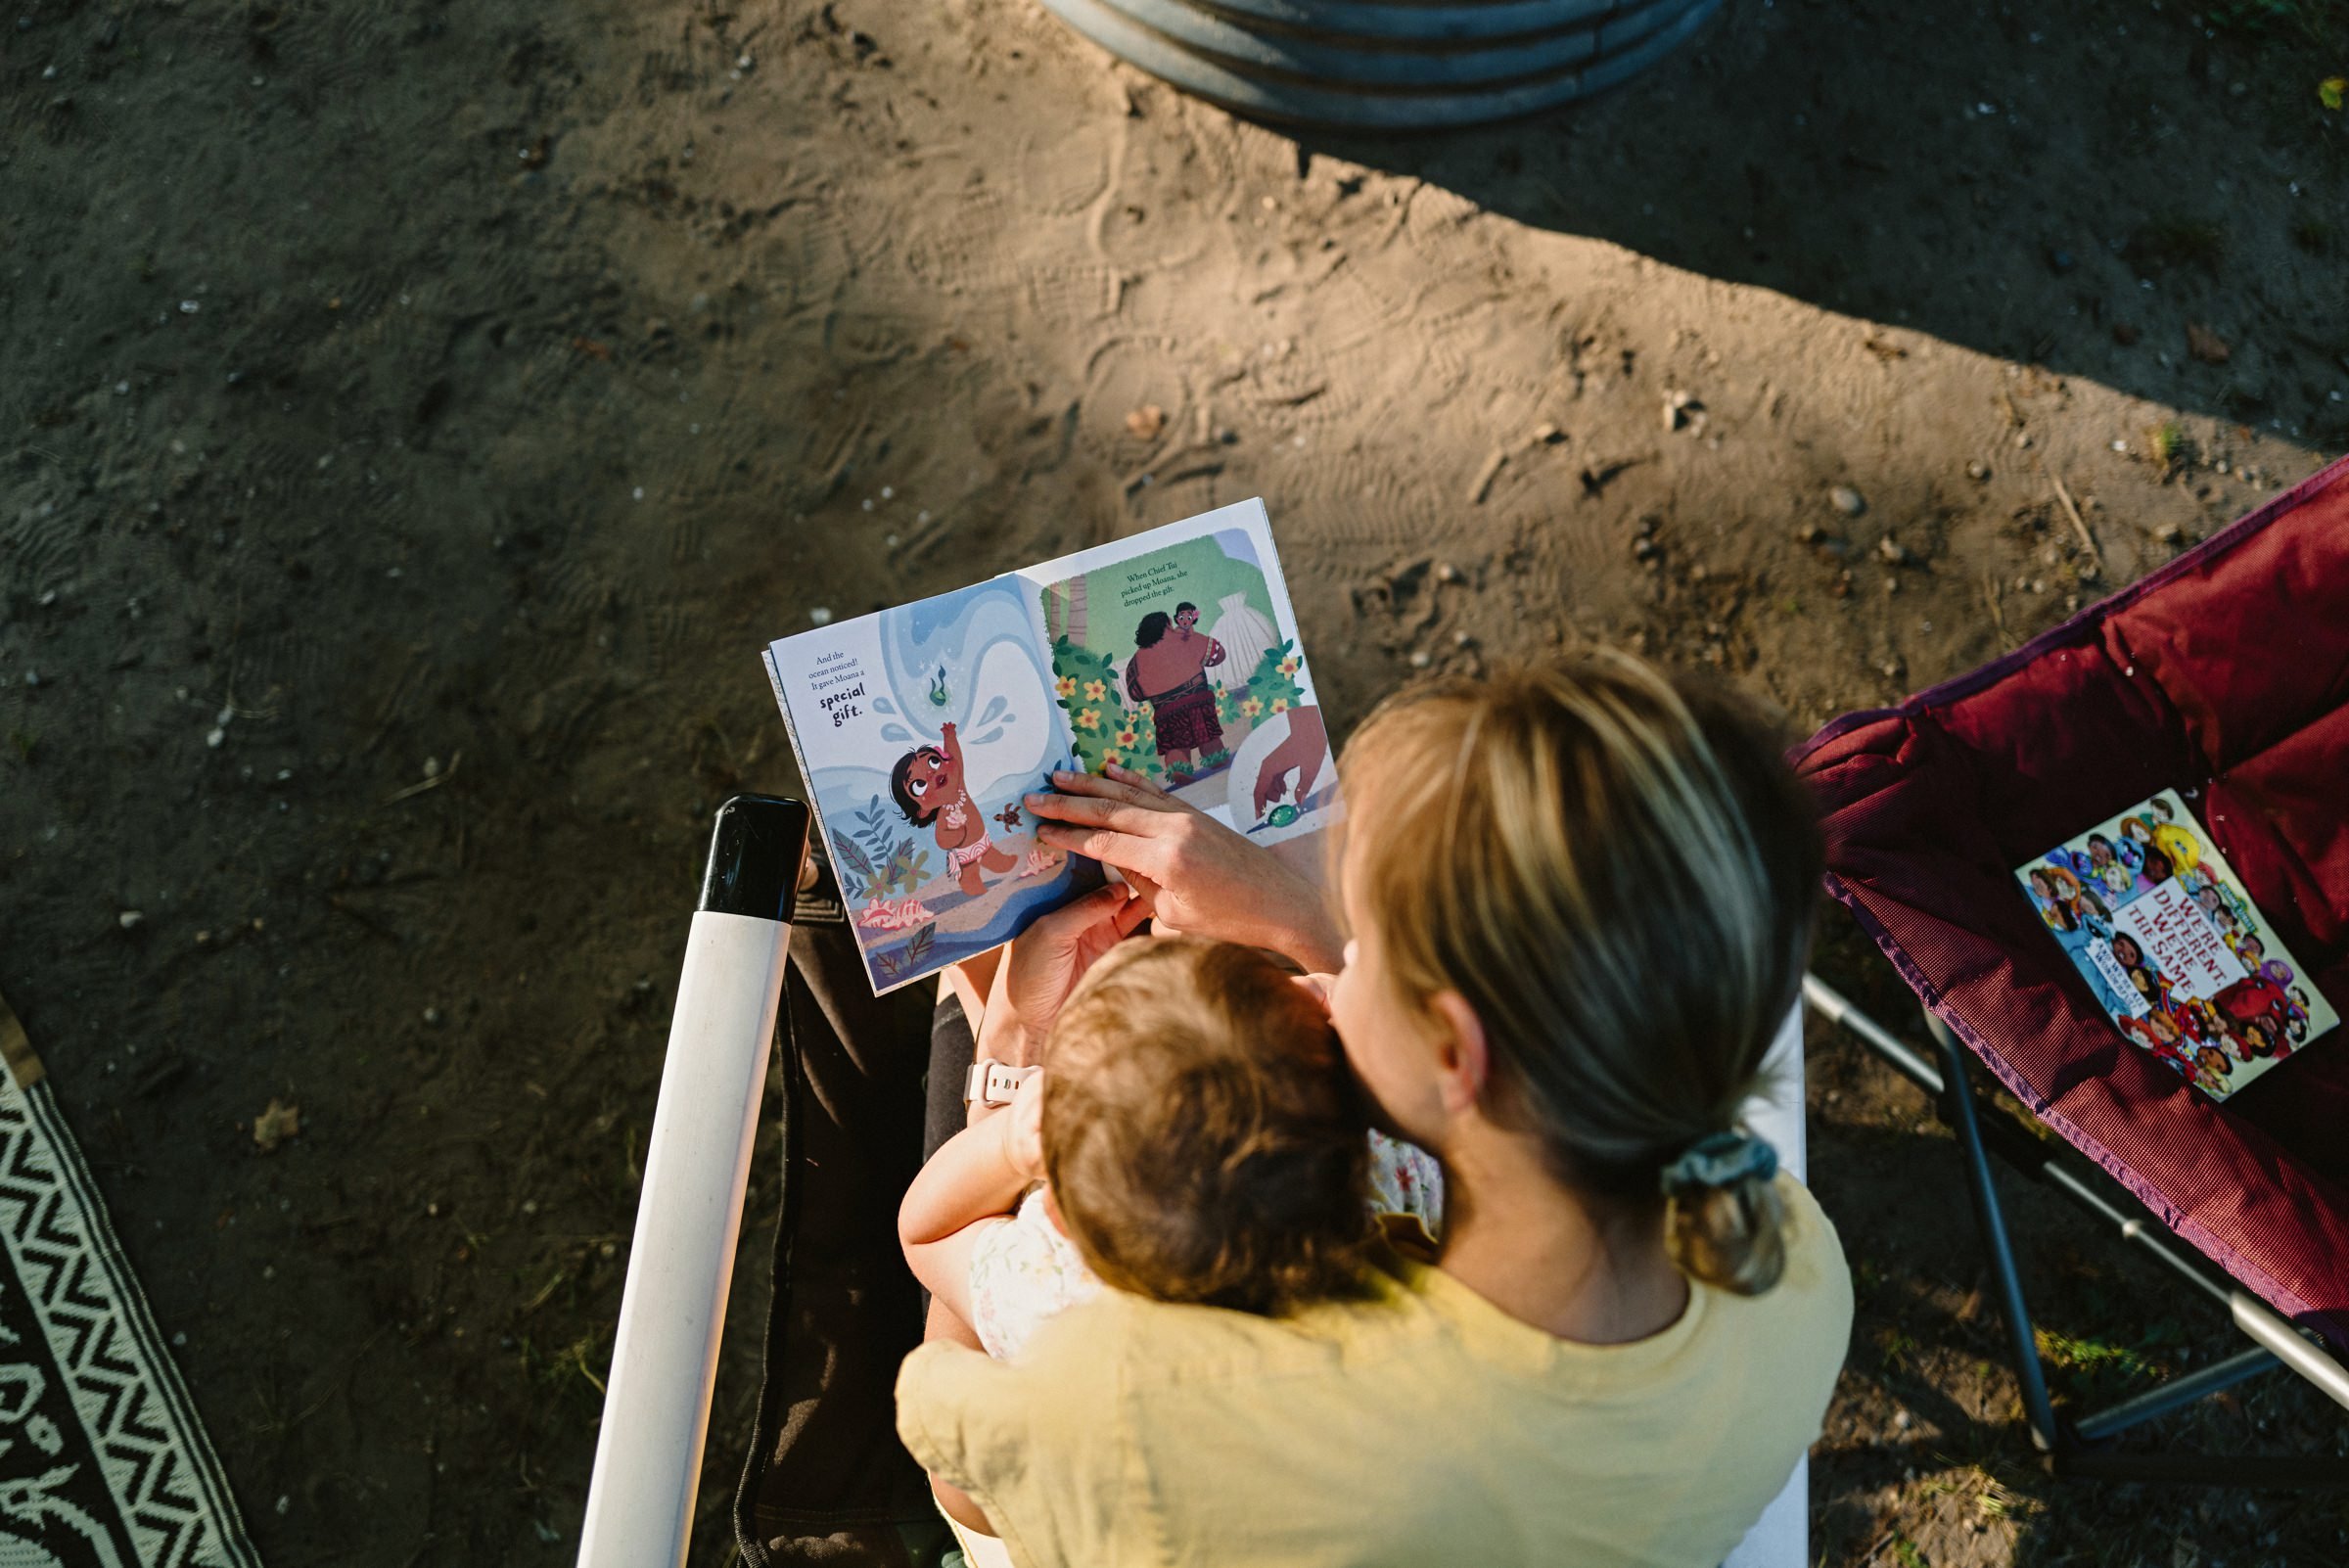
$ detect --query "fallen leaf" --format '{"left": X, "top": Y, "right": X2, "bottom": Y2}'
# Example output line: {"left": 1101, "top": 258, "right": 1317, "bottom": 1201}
{"left": 2185, "top": 323, "right": 2231, "bottom": 365}
{"left": 253, "top": 1097, "right": 300, "bottom": 1153}
{"left": 2322, "top": 76, "right": 2344, "bottom": 113}
{"left": 1124, "top": 403, "right": 1167, "bottom": 440}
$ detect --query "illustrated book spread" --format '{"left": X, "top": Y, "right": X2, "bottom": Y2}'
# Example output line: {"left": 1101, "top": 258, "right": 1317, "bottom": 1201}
{"left": 763, "top": 498, "right": 1341, "bottom": 994}
{"left": 2014, "top": 788, "right": 2337, "bottom": 1099}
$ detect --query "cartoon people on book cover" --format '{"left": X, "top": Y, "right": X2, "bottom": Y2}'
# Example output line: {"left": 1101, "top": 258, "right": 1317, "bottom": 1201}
{"left": 2014, "top": 790, "right": 2338, "bottom": 1100}
{"left": 1036, "top": 526, "right": 1334, "bottom": 839}
{"left": 780, "top": 576, "right": 1102, "bottom": 992}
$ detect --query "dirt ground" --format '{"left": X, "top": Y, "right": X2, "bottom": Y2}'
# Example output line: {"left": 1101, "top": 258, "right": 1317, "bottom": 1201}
{"left": 5, "top": 0, "right": 2346, "bottom": 1561}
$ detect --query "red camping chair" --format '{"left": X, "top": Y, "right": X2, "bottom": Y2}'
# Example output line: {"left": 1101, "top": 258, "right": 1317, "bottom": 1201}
{"left": 1792, "top": 451, "right": 2349, "bottom": 1484}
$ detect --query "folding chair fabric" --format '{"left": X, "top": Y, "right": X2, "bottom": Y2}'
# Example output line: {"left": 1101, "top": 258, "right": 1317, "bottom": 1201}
{"left": 1792, "top": 453, "right": 2349, "bottom": 1349}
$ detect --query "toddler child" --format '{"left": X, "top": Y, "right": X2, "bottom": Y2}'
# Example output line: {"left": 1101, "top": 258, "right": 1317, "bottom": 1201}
{"left": 898, "top": 936, "right": 1442, "bottom": 1366}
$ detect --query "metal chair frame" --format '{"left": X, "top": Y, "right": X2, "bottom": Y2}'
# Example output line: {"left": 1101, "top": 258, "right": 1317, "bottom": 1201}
{"left": 1802, "top": 975, "right": 2349, "bottom": 1487}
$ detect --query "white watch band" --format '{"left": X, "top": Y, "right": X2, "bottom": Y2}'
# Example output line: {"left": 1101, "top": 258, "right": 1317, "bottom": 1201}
{"left": 963, "top": 1061, "right": 1037, "bottom": 1108}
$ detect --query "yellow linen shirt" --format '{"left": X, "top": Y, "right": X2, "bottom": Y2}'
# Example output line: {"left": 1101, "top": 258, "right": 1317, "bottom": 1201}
{"left": 897, "top": 1176, "right": 1852, "bottom": 1568}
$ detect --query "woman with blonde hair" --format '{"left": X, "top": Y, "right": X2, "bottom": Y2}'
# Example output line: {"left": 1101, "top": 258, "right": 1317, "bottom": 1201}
{"left": 901, "top": 651, "right": 1853, "bottom": 1567}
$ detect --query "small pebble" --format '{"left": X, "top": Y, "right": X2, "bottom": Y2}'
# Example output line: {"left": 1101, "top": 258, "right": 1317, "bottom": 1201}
{"left": 118, "top": 910, "right": 144, "bottom": 930}
{"left": 178, "top": 300, "right": 200, "bottom": 314}
{"left": 23, "top": 669, "right": 38, "bottom": 688}
{"left": 206, "top": 727, "right": 226, "bottom": 747}
{"left": 2014, "top": 431, "right": 2034, "bottom": 449}
{"left": 1434, "top": 562, "right": 1458, "bottom": 583}
{"left": 1829, "top": 485, "right": 1866, "bottom": 517}
{"left": 1966, "top": 460, "right": 1990, "bottom": 482}
{"left": 423, "top": 1007, "right": 443, "bottom": 1027}
{"left": 1407, "top": 650, "right": 1431, "bottom": 669}
{"left": 808, "top": 607, "right": 833, "bottom": 625}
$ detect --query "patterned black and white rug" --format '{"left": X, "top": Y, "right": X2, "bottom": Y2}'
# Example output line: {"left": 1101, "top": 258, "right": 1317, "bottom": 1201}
{"left": 0, "top": 989, "right": 262, "bottom": 1568}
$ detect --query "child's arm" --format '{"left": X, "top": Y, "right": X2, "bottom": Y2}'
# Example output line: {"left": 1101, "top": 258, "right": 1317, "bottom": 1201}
{"left": 939, "top": 717, "right": 964, "bottom": 771}
{"left": 898, "top": 1074, "right": 1046, "bottom": 1325}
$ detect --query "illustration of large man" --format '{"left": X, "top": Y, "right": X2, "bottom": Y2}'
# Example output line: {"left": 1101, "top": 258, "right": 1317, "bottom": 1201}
{"left": 1126, "top": 601, "right": 1227, "bottom": 780}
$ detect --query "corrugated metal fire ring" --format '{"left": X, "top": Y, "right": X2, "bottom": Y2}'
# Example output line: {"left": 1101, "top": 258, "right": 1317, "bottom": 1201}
{"left": 1036, "top": 0, "right": 1724, "bottom": 129}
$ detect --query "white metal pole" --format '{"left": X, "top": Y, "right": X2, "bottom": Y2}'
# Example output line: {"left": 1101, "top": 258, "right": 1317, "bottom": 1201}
{"left": 578, "top": 797, "right": 806, "bottom": 1568}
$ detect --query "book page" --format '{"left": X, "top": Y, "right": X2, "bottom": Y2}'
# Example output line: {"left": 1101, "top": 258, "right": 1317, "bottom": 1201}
{"left": 2014, "top": 788, "right": 2337, "bottom": 1100}
{"left": 1014, "top": 499, "right": 1343, "bottom": 854}
{"left": 765, "top": 576, "right": 1102, "bottom": 994}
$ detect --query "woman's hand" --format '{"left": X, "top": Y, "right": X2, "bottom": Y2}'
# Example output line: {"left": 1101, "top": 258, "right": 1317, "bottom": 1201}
{"left": 976, "top": 881, "right": 1151, "bottom": 1067}
{"left": 1024, "top": 765, "right": 1345, "bottom": 973}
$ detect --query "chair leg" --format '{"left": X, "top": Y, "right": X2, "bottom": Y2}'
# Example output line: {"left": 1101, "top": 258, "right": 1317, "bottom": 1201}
{"left": 1804, "top": 978, "right": 2349, "bottom": 1486}
{"left": 1920, "top": 1013, "right": 2062, "bottom": 1454}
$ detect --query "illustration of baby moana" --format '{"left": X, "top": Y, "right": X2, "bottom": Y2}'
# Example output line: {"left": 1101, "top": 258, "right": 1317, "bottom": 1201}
{"left": 892, "top": 721, "right": 1021, "bottom": 898}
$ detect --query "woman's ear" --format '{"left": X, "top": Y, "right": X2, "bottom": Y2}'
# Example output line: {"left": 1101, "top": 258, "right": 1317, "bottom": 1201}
{"left": 1426, "top": 991, "right": 1490, "bottom": 1116}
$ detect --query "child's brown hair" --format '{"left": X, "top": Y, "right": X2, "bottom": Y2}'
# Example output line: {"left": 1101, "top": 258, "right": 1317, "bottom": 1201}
{"left": 1041, "top": 938, "right": 1376, "bottom": 1315}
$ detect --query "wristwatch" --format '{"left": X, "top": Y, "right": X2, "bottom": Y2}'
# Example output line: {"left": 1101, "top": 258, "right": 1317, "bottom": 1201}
{"left": 963, "top": 1060, "right": 1038, "bottom": 1108}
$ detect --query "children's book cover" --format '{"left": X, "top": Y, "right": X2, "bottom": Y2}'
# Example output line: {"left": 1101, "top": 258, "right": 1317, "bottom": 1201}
{"left": 2014, "top": 789, "right": 2337, "bottom": 1099}
{"left": 763, "top": 499, "right": 1340, "bottom": 995}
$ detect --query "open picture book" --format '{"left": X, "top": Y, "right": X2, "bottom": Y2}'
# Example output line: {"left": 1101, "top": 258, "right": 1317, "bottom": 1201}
{"left": 762, "top": 499, "right": 1342, "bottom": 994}
{"left": 2014, "top": 788, "right": 2337, "bottom": 1100}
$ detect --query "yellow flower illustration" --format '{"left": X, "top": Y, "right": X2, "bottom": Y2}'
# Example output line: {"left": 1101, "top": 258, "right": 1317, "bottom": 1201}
{"left": 1101, "top": 749, "right": 1123, "bottom": 767}
{"left": 1117, "top": 728, "right": 1137, "bottom": 747}
{"left": 1082, "top": 679, "right": 1107, "bottom": 702}
{"left": 1278, "top": 657, "right": 1299, "bottom": 675}
{"left": 1240, "top": 697, "right": 1264, "bottom": 717}
{"left": 1076, "top": 708, "right": 1100, "bottom": 731}
{"left": 1270, "top": 697, "right": 1290, "bottom": 715}
{"left": 1055, "top": 675, "right": 1078, "bottom": 698}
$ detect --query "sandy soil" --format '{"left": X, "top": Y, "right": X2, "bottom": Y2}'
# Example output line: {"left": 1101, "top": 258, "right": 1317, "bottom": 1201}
{"left": 3, "top": 0, "right": 2344, "bottom": 1561}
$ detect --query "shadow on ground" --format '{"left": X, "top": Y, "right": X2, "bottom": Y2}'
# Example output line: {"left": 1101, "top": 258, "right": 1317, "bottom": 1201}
{"left": 1295, "top": 0, "right": 2348, "bottom": 448}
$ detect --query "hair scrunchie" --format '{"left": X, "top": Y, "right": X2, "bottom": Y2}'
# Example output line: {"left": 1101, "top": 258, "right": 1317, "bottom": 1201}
{"left": 1660, "top": 1130, "right": 1777, "bottom": 1196}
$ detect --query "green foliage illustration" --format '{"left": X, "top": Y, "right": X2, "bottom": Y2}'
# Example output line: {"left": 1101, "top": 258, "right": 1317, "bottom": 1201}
{"left": 839, "top": 794, "right": 934, "bottom": 901}
{"left": 1050, "top": 634, "right": 1163, "bottom": 781}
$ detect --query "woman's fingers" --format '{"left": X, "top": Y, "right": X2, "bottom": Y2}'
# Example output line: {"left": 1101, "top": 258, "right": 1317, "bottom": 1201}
{"left": 1034, "top": 822, "right": 1169, "bottom": 881}
{"left": 1024, "top": 789, "right": 1152, "bottom": 832}
{"left": 1102, "top": 761, "right": 1171, "bottom": 800}
{"left": 1041, "top": 879, "right": 1138, "bottom": 933}
{"left": 1110, "top": 889, "right": 1153, "bottom": 939}
{"left": 1032, "top": 767, "right": 1179, "bottom": 817}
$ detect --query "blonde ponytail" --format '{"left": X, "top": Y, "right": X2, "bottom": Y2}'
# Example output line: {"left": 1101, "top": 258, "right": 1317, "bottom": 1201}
{"left": 1666, "top": 1171, "right": 1789, "bottom": 1296}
